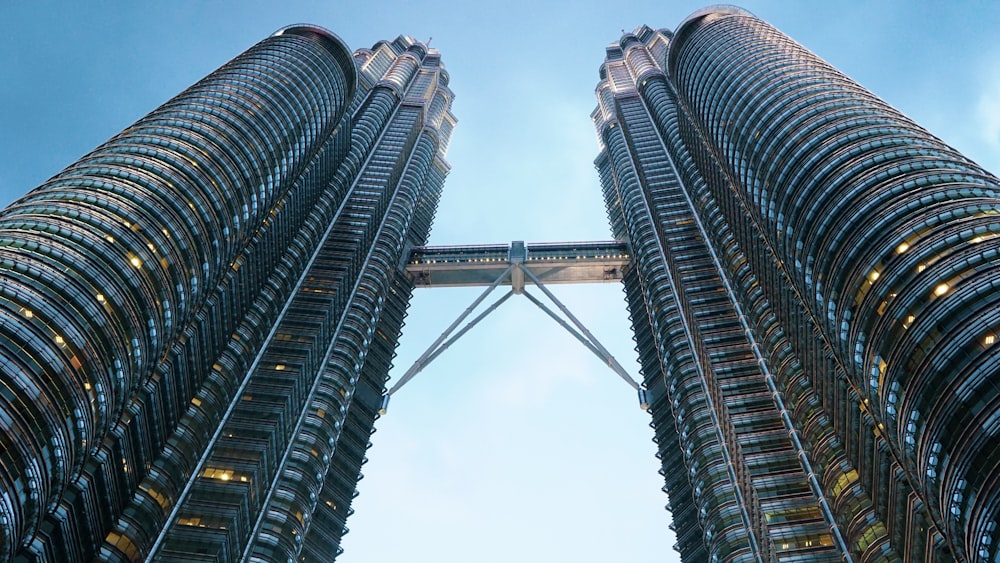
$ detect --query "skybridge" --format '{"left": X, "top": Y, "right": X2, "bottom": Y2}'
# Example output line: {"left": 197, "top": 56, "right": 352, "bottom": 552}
{"left": 404, "top": 240, "right": 631, "bottom": 290}
{"left": 382, "top": 240, "right": 647, "bottom": 412}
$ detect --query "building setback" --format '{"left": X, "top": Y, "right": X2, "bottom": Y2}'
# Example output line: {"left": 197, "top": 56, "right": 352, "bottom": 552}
{"left": 1, "top": 6, "right": 1000, "bottom": 563}
{"left": 594, "top": 7, "right": 1000, "bottom": 562}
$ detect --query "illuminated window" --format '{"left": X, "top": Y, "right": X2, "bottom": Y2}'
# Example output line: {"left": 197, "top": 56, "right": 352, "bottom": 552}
{"left": 831, "top": 469, "right": 859, "bottom": 497}
{"left": 201, "top": 467, "right": 240, "bottom": 482}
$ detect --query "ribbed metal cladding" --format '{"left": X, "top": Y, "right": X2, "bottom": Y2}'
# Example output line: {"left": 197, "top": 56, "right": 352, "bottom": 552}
{"left": 661, "top": 7, "right": 1000, "bottom": 562}
{"left": 99, "top": 36, "right": 455, "bottom": 563}
{"left": 597, "top": 28, "right": 850, "bottom": 561}
{"left": 295, "top": 121, "right": 451, "bottom": 562}
{"left": 599, "top": 109, "right": 749, "bottom": 560}
{"left": 0, "top": 26, "right": 356, "bottom": 561}
{"left": 597, "top": 8, "right": 1000, "bottom": 562}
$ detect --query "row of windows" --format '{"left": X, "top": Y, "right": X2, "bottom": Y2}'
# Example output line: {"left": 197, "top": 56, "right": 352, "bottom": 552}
{"left": 115, "top": 54, "right": 453, "bottom": 562}
{"left": 2, "top": 28, "right": 357, "bottom": 563}
{"left": 252, "top": 107, "right": 448, "bottom": 563}
{"left": 611, "top": 19, "right": 902, "bottom": 560}
{"left": 665, "top": 9, "right": 1000, "bottom": 561}
{"left": 600, "top": 92, "right": 776, "bottom": 560}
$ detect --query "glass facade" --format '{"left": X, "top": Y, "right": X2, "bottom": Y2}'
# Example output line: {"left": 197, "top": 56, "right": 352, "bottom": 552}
{"left": 0, "top": 27, "right": 454, "bottom": 562}
{"left": 594, "top": 8, "right": 1000, "bottom": 562}
{"left": 4, "top": 7, "right": 1000, "bottom": 563}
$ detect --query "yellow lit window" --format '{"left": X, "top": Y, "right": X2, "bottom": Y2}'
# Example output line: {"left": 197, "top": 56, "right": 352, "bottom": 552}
{"left": 106, "top": 531, "right": 140, "bottom": 559}
{"left": 140, "top": 485, "right": 171, "bottom": 510}
{"left": 201, "top": 467, "right": 239, "bottom": 482}
{"left": 831, "top": 469, "right": 859, "bottom": 497}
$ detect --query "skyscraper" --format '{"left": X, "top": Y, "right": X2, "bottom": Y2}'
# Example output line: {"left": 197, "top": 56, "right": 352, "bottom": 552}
{"left": 0, "top": 26, "right": 454, "bottom": 562}
{"left": 594, "top": 7, "right": 1000, "bottom": 562}
{"left": 2, "top": 6, "right": 1000, "bottom": 563}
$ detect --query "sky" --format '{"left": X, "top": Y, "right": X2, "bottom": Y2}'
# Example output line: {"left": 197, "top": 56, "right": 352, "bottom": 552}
{"left": 2, "top": 2, "right": 999, "bottom": 562}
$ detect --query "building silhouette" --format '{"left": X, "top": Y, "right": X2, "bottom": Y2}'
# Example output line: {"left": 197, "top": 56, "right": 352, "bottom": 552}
{"left": 1, "top": 6, "right": 999, "bottom": 563}
{"left": 593, "top": 7, "right": 1000, "bottom": 562}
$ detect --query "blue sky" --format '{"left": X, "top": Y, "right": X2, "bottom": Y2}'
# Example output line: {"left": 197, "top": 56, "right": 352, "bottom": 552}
{"left": 2, "top": 2, "right": 998, "bottom": 562}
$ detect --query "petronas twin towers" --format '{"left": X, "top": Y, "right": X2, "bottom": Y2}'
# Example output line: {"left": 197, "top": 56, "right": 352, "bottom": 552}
{"left": 1, "top": 7, "right": 998, "bottom": 562}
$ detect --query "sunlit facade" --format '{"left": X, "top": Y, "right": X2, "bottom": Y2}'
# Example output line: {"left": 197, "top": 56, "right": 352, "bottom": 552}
{"left": 594, "top": 8, "right": 1000, "bottom": 562}
{"left": 0, "top": 26, "right": 454, "bottom": 562}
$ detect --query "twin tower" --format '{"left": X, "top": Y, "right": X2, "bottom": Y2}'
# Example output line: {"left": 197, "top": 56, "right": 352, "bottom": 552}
{"left": 2, "top": 7, "right": 999, "bottom": 562}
